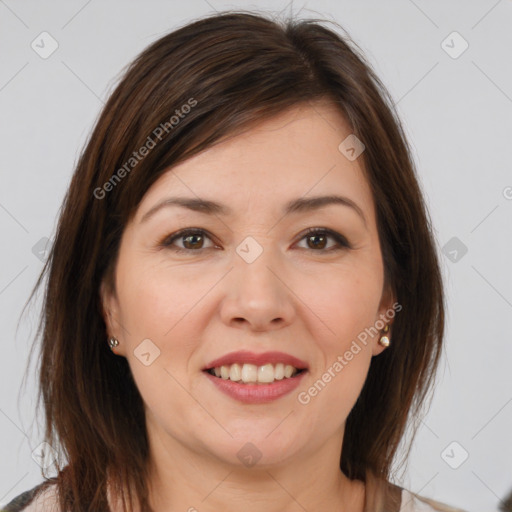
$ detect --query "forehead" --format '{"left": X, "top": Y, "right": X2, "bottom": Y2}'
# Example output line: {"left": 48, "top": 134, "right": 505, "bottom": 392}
{"left": 135, "top": 102, "right": 375, "bottom": 224}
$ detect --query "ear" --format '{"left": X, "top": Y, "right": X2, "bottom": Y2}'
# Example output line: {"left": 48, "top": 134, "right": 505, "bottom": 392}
{"left": 371, "top": 281, "right": 396, "bottom": 356}
{"left": 99, "top": 279, "right": 120, "bottom": 341}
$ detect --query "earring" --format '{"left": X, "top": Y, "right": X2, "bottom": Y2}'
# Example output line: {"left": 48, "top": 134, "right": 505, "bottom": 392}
{"left": 379, "top": 324, "right": 390, "bottom": 347}
{"left": 108, "top": 337, "right": 119, "bottom": 351}
{"left": 379, "top": 335, "right": 390, "bottom": 348}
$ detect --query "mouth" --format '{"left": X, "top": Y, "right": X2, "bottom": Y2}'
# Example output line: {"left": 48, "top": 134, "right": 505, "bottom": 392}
{"left": 202, "top": 351, "right": 309, "bottom": 403}
{"left": 204, "top": 363, "right": 307, "bottom": 384}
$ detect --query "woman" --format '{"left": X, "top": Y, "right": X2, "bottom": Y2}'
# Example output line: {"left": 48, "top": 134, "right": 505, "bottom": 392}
{"left": 4, "top": 10, "right": 466, "bottom": 512}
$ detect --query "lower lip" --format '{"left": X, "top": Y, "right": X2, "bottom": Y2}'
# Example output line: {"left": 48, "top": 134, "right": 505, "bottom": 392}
{"left": 203, "top": 370, "right": 307, "bottom": 404}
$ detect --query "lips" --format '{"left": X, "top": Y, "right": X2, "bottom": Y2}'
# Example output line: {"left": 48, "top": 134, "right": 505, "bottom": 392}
{"left": 202, "top": 350, "right": 309, "bottom": 403}
{"left": 203, "top": 350, "right": 309, "bottom": 371}
{"left": 203, "top": 368, "right": 307, "bottom": 403}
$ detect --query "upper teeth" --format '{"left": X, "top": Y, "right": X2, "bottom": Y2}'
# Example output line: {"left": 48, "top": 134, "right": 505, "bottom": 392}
{"left": 210, "top": 363, "right": 300, "bottom": 384}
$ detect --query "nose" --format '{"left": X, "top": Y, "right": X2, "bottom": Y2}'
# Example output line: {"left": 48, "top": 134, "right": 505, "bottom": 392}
{"left": 219, "top": 245, "right": 296, "bottom": 332}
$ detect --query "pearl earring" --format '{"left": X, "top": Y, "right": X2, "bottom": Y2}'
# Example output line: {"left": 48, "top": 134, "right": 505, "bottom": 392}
{"left": 379, "top": 324, "right": 391, "bottom": 347}
{"left": 108, "top": 337, "right": 119, "bottom": 350}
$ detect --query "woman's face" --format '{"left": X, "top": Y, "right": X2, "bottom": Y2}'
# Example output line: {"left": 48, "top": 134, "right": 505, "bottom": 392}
{"left": 102, "top": 101, "right": 394, "bottom": 470}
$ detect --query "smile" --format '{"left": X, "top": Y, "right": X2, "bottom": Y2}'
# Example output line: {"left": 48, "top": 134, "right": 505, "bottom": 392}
{"left": 207, "top": 362, "right": 304, "bottom": 384}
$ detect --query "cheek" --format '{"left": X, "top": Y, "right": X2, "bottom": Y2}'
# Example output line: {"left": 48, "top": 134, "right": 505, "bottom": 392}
{"left": 115, "top": 260, "right": 221, "bottom": 403}
{"left": 295, "top": 260, "right": 382, "bottom": 414}
{"left": 116, "top": 267, "right": 204, "bottom": 434}
{"left": 297, "top": 328, "right": 373, "bottom": 432}
{"left": 300, "top": 262, "right": 384, "bottom": 345}
{"left": 116, "top": 262, "right": 210, "bottom": 341}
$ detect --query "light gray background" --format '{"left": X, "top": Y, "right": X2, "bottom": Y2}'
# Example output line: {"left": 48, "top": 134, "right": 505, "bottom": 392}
{"left": 1, "top": 1, "right": 511, "bottom": 511}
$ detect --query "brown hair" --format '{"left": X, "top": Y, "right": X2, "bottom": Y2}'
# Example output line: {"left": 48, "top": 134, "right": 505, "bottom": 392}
{"left": 26, "top": 10, "right": 444, "bottom": 511}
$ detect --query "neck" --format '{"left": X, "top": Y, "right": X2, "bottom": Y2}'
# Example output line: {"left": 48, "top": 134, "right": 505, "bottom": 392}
{"left": 140, "top": 424, "right": 365, "bottom": 512}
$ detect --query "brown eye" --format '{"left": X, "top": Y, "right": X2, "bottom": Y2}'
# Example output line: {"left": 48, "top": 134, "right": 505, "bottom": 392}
{"left": 306, "top": 233, "right": 328, "bottom": 250}
{"left": 162, "top": 228, "right": 215, "bottom": 252}
{"left": 297, "top": 228, "right": 351, "bottom": 252}
{"left": 182, "top": 232, "right": 204, "bottom": 249}
{"left": 161, "top": 227, "right": 350, "bottom": 254}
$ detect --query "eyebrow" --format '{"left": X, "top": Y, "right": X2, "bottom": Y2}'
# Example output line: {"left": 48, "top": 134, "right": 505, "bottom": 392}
{"left": 140, "top": 194, "right": 367, "bottom": 227}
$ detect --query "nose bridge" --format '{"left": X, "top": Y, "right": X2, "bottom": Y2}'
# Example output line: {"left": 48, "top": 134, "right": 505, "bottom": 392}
{"left": 220, "top": 235, "right": 295, "bottom": 330}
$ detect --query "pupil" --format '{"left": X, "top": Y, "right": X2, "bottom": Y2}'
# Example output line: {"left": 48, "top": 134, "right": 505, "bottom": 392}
{"left": 184, "top": 234, "right": 202, "bottom": 249}
{"left": 309, "top": 234, "right": 326, "bottom": 249}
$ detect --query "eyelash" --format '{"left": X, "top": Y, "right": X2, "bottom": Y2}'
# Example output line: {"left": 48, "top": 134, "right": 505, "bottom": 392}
{"left": 160, "top": 227, "right": 351, "bottom": 254}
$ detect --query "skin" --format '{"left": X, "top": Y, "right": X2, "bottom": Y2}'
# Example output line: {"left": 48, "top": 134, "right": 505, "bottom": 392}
{"left": 102, "top": 100, "right": 395, "bottom": 512}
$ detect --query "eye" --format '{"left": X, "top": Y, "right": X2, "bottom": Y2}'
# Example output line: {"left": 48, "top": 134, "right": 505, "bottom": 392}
{"left": 160, "top": 227, "right": 351, "bottom": 254}
{"left": 296, "top": 227, "right": 351, "bottom": 252}
{"left": 160, "top": 228, "right": 216, "bottom": 252}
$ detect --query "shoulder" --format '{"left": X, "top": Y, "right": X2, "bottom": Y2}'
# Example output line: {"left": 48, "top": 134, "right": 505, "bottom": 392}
{"left": 1, "top": 482, "right": 59, "bottom": 512}
{"left": 400, "top": 488, "right": 467, "bottom": 512}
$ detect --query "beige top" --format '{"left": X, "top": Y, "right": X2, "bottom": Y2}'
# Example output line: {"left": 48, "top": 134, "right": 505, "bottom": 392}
{"left": 4, "top": 480, "right": 467, "bottom": 512}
